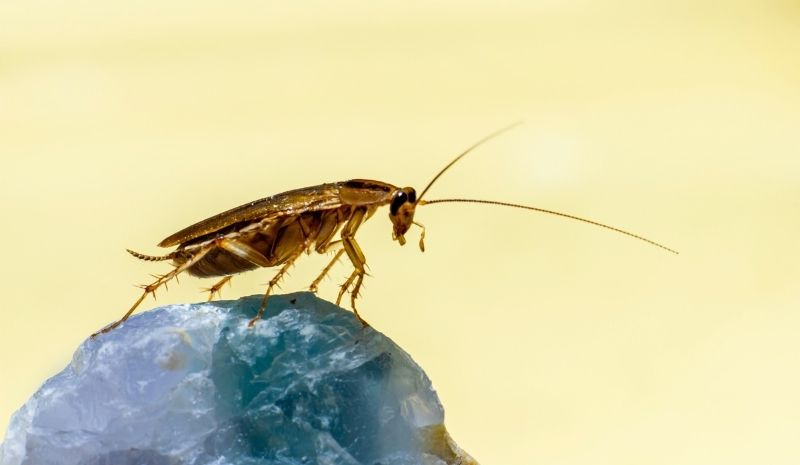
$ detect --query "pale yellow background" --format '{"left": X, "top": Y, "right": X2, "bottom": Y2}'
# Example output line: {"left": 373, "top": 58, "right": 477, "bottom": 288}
{"left": 2, "top": 1, "right": 799, "bottom": 464}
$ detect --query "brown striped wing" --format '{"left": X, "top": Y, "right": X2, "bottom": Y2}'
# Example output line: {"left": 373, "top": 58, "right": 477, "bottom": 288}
{"left": 158, "top": 183, "right": 344, "bottom": 247}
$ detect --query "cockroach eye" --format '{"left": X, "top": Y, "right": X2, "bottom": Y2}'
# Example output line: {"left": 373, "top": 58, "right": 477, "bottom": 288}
{"left": 407, "top": 189, "right": 416, "bottom": 204}
{"left": 390, "top": 191, "right": 407, "bottom": 215}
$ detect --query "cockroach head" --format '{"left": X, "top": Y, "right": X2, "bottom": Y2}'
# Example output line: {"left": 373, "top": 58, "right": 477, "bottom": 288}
{"left": 388, "top": 122, "right": 523, "bottom": 252}
{"left": 389, "top": 187, "right": 418, "bottom": 246}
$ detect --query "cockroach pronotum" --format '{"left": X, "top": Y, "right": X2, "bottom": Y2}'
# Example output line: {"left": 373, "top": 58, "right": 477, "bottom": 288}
{"left": 91, "top": 123, "right": 677, "bottom": 338}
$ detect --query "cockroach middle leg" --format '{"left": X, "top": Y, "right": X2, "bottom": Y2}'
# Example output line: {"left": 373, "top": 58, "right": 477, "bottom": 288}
{"left": 248, "top": 249, "right": 303, "bottom": 328}
{"left": 204, "top": 275, "right": 233, "bottom": 301}
{"left": 91, "top": 245, "right": 213, "bottom": 338}
{"left": 309, "top": 248, "right": 345, "bottom": 293}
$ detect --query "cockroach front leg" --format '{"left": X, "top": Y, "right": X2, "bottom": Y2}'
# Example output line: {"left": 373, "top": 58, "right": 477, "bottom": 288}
{"left": 91, "top": 245, "right": 214, "bottom": 338}
{"left": 413, "top": 221, "right": 426, "bottom": 252}
{"left": 347, "top": 268, "right": 369, "bottom": 327}
{"left": 338, "top": 207, "right": 370, "bottom": 327}
{"left": 336, "top": 270, "right": 357, "bottom": 307}
{"left": 335, "top": 268, "right": 368, "bottom": 328}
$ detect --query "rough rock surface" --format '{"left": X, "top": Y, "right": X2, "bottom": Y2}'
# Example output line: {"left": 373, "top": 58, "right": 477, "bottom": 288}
{"left": 0, "top": 293, "right": 476, "bottom": 465}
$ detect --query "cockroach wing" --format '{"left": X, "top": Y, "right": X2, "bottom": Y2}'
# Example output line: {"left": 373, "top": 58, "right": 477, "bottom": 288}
{"left": 158, "top": 183, "right": 344, "bottom": 248}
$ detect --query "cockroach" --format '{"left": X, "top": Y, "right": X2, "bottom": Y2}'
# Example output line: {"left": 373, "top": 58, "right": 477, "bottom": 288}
{"left": 91, "top": 123, "right": 677, "bottom": 338}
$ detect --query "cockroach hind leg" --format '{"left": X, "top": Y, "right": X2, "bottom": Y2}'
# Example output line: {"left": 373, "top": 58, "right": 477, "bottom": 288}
{"left": 92, "top": 279, "right": 161, "bottom": 338}
{"left": 136, "top": 282, "right": 160, "bottom": 300}
{"left": 92, "top": 244, "right": 214, "bottom": 339}
{"left": 90, "top": 286, "right": 151, "bottom": 338}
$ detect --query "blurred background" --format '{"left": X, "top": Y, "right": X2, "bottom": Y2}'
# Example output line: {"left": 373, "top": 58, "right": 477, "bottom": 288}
{"left": 1, "top": 1, "right": 799, "bottom": 464}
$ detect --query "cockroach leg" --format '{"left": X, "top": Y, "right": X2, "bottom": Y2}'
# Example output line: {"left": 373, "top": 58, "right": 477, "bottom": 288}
{"left": 218, "top": 238, "right": 271, "bottom": 267}
{"left": 343, "top": 232, "right": 367, "bottom": 272}
{"left": 248, "top": 249, "right": 303, "bottom": 328}
{"left": 91, "top": 245, "right": 214, "bottom": 338}
{"left": 318, "top": 239, "right": 343, "bottom": 253}
{"left": 341, "top": 208, "right": 367, "bottom": 272}
{"left": 413, "top": 221, "right": 426, "bottom": 252}
{"left": 338, "top": 207, "right": 370, "bottom": 326}
{"left": 336, "top": 270, "right": 369, "bottom": 327}
{"left": 349, "top": 272, "right": 370, "bottom": 327}
{"left": 336, "top": 269, "right": 357, "bottom": 307}
{"left": 204, "top": 275, "right": 233, "bottom": 301}
{"left": 309, "top": 248, "right": 345, "bottom": 294}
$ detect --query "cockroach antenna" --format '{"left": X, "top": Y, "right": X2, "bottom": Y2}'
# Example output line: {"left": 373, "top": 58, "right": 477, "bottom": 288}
{"left": 414, "top": 121, "right": 678, "bottom": 254}
{"left": 417, "top": 121, "right": 524, "bottom": 202}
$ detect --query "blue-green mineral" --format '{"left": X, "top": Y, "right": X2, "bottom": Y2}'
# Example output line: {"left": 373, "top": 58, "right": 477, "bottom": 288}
{"left": 0, "top": 293, "right": 476, "bottom": 465}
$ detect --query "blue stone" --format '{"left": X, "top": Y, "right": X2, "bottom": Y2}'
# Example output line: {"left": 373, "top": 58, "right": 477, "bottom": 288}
{"left": 0, "top": 293, "right": 476, "bottom": 465}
